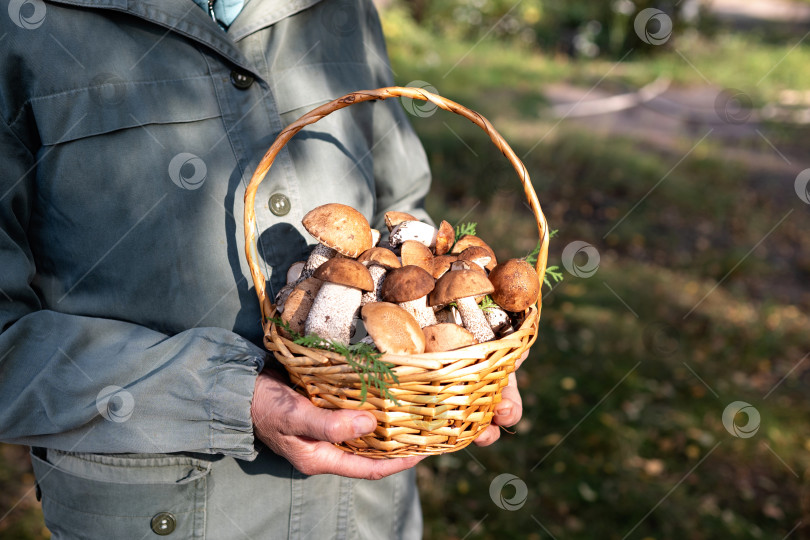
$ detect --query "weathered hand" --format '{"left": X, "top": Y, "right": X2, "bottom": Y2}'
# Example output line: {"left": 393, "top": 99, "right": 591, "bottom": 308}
{"left": 251, "top": 370, "right": 424, "bottom": 479}
{"left": 473, "top": 349, "right": 529, "bottom": 447}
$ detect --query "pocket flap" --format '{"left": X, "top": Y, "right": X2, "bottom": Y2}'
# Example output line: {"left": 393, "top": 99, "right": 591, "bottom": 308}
{"left": 30, "top": 76, "right": 221, "bottom": 146}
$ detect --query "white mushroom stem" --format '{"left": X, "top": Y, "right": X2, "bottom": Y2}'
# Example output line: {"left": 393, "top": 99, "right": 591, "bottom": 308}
{"left": 399, "top": 296, "right": 437, "bottom": 328}
{"left": 300, "top": 244, "right": 336, "bottom": 280}
{"left": 436, "top": 306, "right": 463, "bottom": 325}
{"left": 361, "top": 265, "right": 387, "bottom": 306}
{"left": 370, "top": 229, "right": 381, "bottom": 247}
{"left": 457, "top": 297, "right": 495, "bottom": 343}
{"left": 485, "top": 306, "right": 511, "bottom": 333}
{"left": 389, "top": 221, "right": 437, "bottom": 249}
{"left": 286, "top": 261, "right": 305, "bottom": 284}
{"left": 305, "top": 282, "right": 361, "bottom": 346}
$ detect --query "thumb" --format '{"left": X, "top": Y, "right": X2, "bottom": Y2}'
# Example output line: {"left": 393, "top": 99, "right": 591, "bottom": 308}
{"left": 286, "top": 405, "right": 377, "bottom": 443}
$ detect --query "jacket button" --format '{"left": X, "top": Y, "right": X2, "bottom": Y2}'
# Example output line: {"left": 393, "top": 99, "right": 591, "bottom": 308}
{"left": 269, "top": 193, "right": 291, "bottom": 216}
{"left": 151, "top": 512, "right": 176, "bottom": 535}
{"left": 230, "top": 70, "right": 254, "bottom": 90}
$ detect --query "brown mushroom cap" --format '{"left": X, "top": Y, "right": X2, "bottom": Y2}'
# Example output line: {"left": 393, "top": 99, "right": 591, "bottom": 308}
{"left": 361, "top": 302, "right": 426, "bottom": 354}
{"left": 384, "top": 211, "right": 418, "bottom": 231}
{"left": 400, "top": 240, "right": 434, "bottom": 273}
{"left": 313, "top": 257, "right": 374, "bottom": 291}
{"left": 381, "top": 265, "right": 435, "bottom": 303}
{"left": 302, "top": 203, "right": 373, "bottom": 258}
{"left": 422, "top": 323, "right": 477, "bottom": 352}
{"left": 434, "top": 220, "right": 455, "bottom": 256}
{"left": 429, "top": 269, "right": 494, "bottom": 306}
{"left": 450, "top": 235, "right": 497, "bottom": 270}
{"left": 488, "top": 258, "right": 541, "bottom": 312}
{"left": 357, "top": 247, "right": 401, "bottom": 270}
{"left": 431, "top": 254, "right": 458, "bottom": 279}
{"left": 457, "top": 246, "right": 492, "bottom": 271}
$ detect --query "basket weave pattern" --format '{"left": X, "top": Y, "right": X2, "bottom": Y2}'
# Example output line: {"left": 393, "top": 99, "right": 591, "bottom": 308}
{"left": 244, "top": 87, "right": 549, "bottom": 458}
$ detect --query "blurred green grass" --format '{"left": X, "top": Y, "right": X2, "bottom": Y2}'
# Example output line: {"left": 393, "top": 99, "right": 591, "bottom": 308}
{"left": 2, "top": 3, "right": 810, "bottom": 539}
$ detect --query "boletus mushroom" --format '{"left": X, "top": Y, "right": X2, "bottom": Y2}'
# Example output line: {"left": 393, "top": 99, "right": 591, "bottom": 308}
{"left": 429, "top": 269, "right": 496, "bottom": 343}
{"left": 381, "top": 265, "right": 437, "bottom": 328}
{"left": 356, "top": 247, "right": 401, "bottom": 306}
{"left": 361, "top": 302, "right": 426, "bottom": 354}
{"left": 305, "top": 257, "right": 374, "bottom": 345}
{"left": 299, "top": 203, "right": 373, "bottom": 279}
{"left": 488, "top": 258, "right": 540, "bottom": 313}
{"left": 422, "top": 323, "right": 477, "bottom": 352}
{"left": 389, "top": 220, "right": 455, "bottom": 255}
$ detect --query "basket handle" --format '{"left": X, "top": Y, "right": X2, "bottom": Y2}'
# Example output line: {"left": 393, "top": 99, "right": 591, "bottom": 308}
{"left": 244, "top": 87, "right": 549, "bottom": 320}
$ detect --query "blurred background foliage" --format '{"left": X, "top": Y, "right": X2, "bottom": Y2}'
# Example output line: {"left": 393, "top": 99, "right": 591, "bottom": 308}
{"left": 2, "top": 0, "right": 810, "bottom": 538}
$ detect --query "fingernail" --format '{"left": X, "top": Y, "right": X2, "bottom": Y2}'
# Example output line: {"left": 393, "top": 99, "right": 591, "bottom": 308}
{"left": 496, "top": 405, "right": 512, "bottom": 417}
{"left": 352, "top": 415, "right": 376, "bottom": 437}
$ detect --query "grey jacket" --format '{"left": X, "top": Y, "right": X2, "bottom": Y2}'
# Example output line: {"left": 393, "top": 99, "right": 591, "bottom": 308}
{"left": 0, "top": 0, "right": 429, "bottom": 537}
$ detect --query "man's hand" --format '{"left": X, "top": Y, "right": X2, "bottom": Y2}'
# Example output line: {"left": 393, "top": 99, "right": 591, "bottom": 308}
{"left": 473, "top": 349, "right": 529, "bottom": 447}
{"left": 251, "top": 370, "right": 424, "bottom": 479}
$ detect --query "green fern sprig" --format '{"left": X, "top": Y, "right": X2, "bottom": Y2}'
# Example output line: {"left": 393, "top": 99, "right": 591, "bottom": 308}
{"left": 478, "top": 295, "right": 498, "bottom": 313}
{"left": 454, "top": 222, "right": 477, "bottom": 242}
{"left": 270, "top": 318, "right": 400, "bottom": 405}
{"left": 525, "top": 229, "right": 563, "bottom": 290}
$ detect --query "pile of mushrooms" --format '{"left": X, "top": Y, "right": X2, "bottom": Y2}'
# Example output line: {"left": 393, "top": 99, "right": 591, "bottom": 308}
{"left": 274, "top": 203, "right": 540, "bottom": 355}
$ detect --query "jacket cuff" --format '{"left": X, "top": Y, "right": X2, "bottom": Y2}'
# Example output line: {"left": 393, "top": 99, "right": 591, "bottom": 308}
{"left": 209, "top": 352, "right": 266, "bottom": 460}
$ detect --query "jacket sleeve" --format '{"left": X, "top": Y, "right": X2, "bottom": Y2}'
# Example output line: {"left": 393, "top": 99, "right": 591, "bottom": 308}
{"left": 0, "top": 116, "right": 265, "bottom": 460}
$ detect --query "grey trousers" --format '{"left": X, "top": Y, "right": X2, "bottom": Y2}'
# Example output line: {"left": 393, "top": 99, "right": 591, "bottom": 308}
{"left": 31, "top": 446, "right": 422, "bottom": 539}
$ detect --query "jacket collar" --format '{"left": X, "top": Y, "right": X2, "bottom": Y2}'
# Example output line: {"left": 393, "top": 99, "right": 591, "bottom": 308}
{"left": 46, "top": 0, "right": 324, "bottom": 73}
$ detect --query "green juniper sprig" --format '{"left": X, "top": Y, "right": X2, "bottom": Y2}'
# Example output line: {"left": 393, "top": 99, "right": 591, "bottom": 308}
{"left": 478, "top": 295, "right": 498, "bottom": 313}
{"left": 269, "top": 318, "right": 400, "bottom": 405}
{"left": 454, "top": 221, "right": 477, "bottom": 242}
{"left": 525, "top": 229, "right": 563, "bottom": 289}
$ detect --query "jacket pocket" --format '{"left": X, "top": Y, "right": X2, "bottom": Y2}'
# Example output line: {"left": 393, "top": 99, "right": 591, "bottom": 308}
{"left": 31, "top": 449, "right": 212, "bottom": 539}
{"left": 30, "top": 76, "right": 221, "bottom": 146}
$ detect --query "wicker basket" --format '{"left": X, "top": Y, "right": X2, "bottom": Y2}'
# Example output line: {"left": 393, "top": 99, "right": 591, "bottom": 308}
{"left": 244, "top": 87, "right": 549, "bottom": 458}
